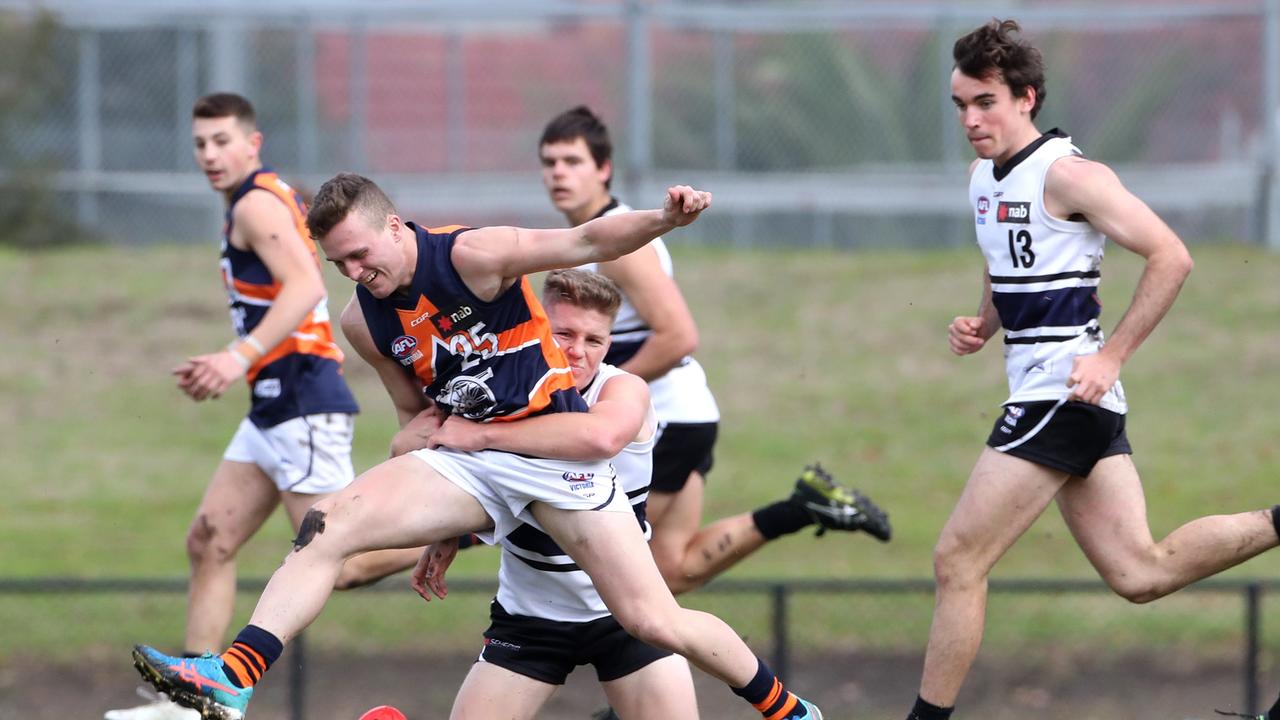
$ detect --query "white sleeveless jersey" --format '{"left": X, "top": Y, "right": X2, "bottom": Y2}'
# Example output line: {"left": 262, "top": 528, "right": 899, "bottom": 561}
{"left": 494, "top": 363, "right": 657, "bottom": 622}
{"left": 969, "top": 131, "right": 1126, "bottom": 414}
{"left": 577, "top": 200, "right": 720, "bottom": 425}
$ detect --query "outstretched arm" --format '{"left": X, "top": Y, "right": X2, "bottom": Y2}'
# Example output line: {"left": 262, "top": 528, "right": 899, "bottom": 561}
{"left": 429, "top": 373, "right": 652, "bottom": 460}
{"left": 450, "top": 186, "right": 712, "bottom": 301}
{"left": 1046, "top": 156, "right": 1193, "bottom": 404}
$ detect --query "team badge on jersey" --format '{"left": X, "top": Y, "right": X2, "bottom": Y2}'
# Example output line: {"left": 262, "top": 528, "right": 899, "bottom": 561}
{"left": 391, "top": 335, "right": 424, "bottom": 366}
{"left": 437, "top": 368, "right": 497, "bottom": 419}
{"left": 976, "top": 196, "right": 990, "bottom": 225}
{"left": 997, "top": 201, "right": 1031, "bottom": 224}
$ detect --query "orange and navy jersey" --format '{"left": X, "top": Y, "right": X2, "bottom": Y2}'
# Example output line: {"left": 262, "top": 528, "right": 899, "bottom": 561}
{"left": 222, "top": 168, "right": 358, "bottom": 427}
{"left": 356, "top": 222, "right": 586, "bottom": 421}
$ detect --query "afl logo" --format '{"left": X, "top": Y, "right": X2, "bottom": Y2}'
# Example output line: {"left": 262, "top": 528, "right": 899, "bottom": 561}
{"left": 977, "top": 196, "right": 990, "bottom": 215}
{"left": 391, "top": 335, "right": 418, "bottom": 359}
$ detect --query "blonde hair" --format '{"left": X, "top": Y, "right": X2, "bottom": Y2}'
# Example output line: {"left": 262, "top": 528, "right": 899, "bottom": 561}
{"left": 542, "top": 269, "right": 622, "bottom": 320}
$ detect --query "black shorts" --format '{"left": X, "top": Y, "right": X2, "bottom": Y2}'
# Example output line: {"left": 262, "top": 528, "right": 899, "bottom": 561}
{"left": 477, "top": 600, "right": 672, "bottom": 684}
{"left": 650, "top": 422, "right": 718, "bottom": 494}
{"left": 986, "top": 399, "right": 1132, "bottom": 477}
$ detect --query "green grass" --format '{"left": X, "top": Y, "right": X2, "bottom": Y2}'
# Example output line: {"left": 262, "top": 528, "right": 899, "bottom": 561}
{"left": 3, "top": 242, "right": 1279, "bottom": 662}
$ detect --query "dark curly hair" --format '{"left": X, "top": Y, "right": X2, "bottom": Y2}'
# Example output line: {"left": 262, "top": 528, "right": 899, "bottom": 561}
{"left": 953, "top": 19, "right": 1047, "bottom": 119}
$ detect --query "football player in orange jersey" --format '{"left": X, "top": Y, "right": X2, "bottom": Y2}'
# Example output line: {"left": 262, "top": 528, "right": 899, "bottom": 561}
{"left": 132, "top": 173, "right": 827, "bottom": 720}
{"left": 109, "top": 95, "right": 416, "bottom": 720}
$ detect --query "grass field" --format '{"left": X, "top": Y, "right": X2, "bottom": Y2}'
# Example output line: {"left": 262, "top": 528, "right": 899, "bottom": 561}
{"left": 2, "top": 241, "right": 1280, "bottom": 665}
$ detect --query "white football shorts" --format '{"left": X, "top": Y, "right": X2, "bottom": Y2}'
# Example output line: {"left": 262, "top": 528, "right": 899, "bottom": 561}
{"left": 409, "top": 447, "right": 627, "bottom": 544}
{"left": 223, "top": 413, "right": 356, "bottom": 494}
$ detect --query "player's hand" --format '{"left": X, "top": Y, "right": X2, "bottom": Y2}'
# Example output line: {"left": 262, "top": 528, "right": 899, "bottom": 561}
{"left": 175, "top": 351, "right": 246, "bottom": 401}
{"left": 410, "top": 537, "right": 459, "bottom": 602}
{"left": 389, "top": 406, "right": 445, "bottom": 457}
{"left": 426, "top": 415, "right": 489, "bottom": 452}
{"left": 1067, "top": 352, "right": 1121, "bottom": 405}
{"left": 661, "top": 185, "right": 712, "bottom": 228}
{"left": 948, "top": 315, "right": 989, "bottom": 355}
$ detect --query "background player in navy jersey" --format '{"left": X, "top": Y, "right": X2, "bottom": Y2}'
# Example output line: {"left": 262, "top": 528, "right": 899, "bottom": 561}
{"left": 131, "top": 174, "right": 825, "bottom": 720}
{"left": 905, "top": 21, "right": 1280, "bottom": 720}
{"left": 108, "top": 94, "right": 415, "bottom": 720}
{"left": 414, "top": 269, "right": 699, "bottom": 719}
{"left": 538, "top": 106, "right": 891, "bottom": 598}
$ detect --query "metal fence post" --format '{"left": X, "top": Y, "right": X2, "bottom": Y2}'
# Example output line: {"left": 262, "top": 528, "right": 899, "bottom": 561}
{"left": 772, "top": 583, "right": 791, "bottom": 682}
{"left": 75, "top": 27, "right": 100, "bottom": 227}
{"left": 624, "top": 0, "right": 652, "bottom": 199}
{"left": 1246, "top": 583, "right": 1263, "bottom": 714}
{"left": 289, "top": 631, "right": 307, "bottom": 720}
{"left": 1264, "top": 0, "right": 1280, "bottom": 249}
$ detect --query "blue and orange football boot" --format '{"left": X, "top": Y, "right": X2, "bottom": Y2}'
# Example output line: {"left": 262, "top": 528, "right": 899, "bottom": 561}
{"left": 131, "top": 646, "right": 252, "bottom": 720}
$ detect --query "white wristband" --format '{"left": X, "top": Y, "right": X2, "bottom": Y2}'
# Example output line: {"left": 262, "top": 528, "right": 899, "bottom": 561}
{"left": 227, "top": 347, "right": 252, "bottom": 372}
{"left": 242, "top": 335, "right": 266, "bottom": 356}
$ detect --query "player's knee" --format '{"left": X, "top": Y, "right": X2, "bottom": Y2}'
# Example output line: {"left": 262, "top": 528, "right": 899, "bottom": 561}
{"left": 931, "top": 536, "right": 986, "bottom": 591}
{"left": 186, "top": 514, "right": 235, "bottom": 566}
{"left": 616, "top": 611, "right": 683, "bottom": 653}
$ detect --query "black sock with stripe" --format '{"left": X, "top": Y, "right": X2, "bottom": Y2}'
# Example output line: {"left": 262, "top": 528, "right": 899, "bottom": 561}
{"left": 219, "top": 624, "right": 283, "bottom": 688}
{"left": 732, "top": 657, "right": 810, "bottom": 718}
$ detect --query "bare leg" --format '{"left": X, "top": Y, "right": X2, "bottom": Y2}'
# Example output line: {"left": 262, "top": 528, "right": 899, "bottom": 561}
{"left": 185, "top": 460, "right": 279, "bottom": 653}
{"left": 602, "top": 655, "right": 699, "bottom": 720}
{"left": 647, "top": 472, "right": 768, "bottom": 594}
{"left": 532, "top": 503, "right": 760, "bottom": 688}
{"left": 919, "top": 448, "right": 1069, "bottom": 707}
{"left": 1059, "top": 453, "right": 1278, "bottom": 603}
{"left": 279, "top": 492, "right": 424, "bottom": 590}
{"left": 449, "top": 662, "right": 557, "bottom": 720}
{"left": 246, "top": 455, "right": 492, "bottom": 643}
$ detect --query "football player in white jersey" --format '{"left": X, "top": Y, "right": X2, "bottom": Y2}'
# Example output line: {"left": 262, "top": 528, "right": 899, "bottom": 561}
{"left": 906, "top": 20, "right": 1280, "bottom": 720}
{"left": 537, "top": 106, "right": 891, "bottom": 600}
{"left": 414, "top": 269, "right": 698, "bottom": 719}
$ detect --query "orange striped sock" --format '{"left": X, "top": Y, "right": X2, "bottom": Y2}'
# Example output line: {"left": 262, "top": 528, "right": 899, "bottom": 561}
{"left": 732, "top": 659, "right": 811, "bottom": 719}
{"left": 218, "top": 624, "right": 283, "bottom": 688}
{"left": 220, "top": 642, "right": 266, "bottom": 687}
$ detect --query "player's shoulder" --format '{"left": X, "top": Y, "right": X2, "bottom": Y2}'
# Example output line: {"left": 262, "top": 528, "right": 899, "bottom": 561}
{"left": 1045, "top": 153, "right": 1122, "bottom": 200}
{"left": 231, "top": 184, "right": 296, "bottom": 228}
{"left": 598, "top": 363, "right": 647, "bottom": 393}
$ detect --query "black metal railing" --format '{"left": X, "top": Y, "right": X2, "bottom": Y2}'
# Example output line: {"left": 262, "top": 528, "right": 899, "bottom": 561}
{"left": 3, "top": 576, "right": 1274, "bottom": 719}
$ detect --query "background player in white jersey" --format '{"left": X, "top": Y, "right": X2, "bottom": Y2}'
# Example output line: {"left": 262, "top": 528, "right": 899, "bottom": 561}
{"left": 413, "top": 269, "right": 698, "bottom": 719}
{"left": 538, "top": 106, "right": 891, "bottom": 598}
{"left": 905, "top": 20, "right": 1280, "bottom": 720}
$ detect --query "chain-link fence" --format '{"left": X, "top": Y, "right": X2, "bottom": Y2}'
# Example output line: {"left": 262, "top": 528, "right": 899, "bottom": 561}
{"left": 0, "top": 0, "right": 1277, "bottom": 248}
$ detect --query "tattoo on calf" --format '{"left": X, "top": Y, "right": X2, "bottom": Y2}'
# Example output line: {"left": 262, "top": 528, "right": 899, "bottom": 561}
{"left": 293, "top": 509, "right": 327, "bottom": 551}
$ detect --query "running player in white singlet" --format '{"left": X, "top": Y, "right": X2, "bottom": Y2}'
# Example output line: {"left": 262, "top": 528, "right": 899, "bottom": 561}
{"left": 415, "top": 269, "right": 697, "bottom": 720}
{"left": 538, "top": 107, "right": 891, "bottom": 601}
{"left": 905, "top": 20, "right": 1280, "bottom": 720}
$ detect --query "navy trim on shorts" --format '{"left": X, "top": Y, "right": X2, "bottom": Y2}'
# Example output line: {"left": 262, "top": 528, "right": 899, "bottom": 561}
{"left": 282, "top": 416, "right": 317, "bottom": 492}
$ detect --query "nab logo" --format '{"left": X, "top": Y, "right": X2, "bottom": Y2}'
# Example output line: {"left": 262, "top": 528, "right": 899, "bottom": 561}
{"left": 430, "top": 305, "right": 474, "bottom": 336}
{"left": 997, "top": 201, "right": 1031, "bottom": 224}
{"left": 391, "top": 335, "right": 418, "bottom": 358}
{"left": 976, "top": 196, "right": 990, "bottom": 215}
